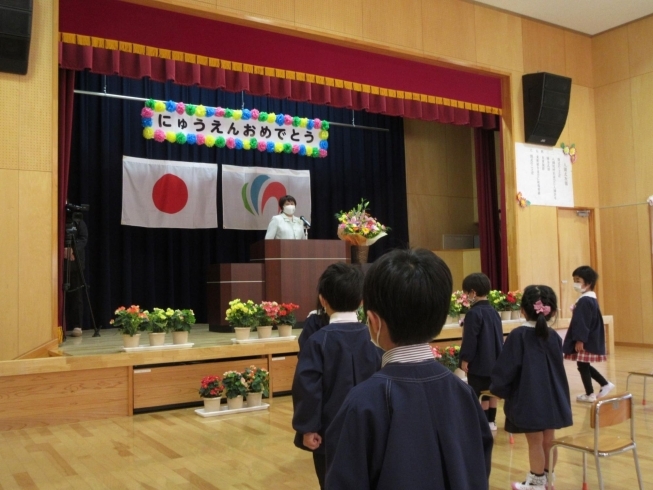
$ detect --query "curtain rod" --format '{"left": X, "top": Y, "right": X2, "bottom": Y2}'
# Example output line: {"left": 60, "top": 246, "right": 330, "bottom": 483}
{"left": 73, "top": 90, "right": 390, "bottom": 132}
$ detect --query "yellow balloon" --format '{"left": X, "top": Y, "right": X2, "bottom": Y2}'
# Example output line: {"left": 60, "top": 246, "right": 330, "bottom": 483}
{"left": 274, "top": 142, "right": 284, "bottom": 153}
{"left": 154, "top": 101, "right": 166, "bottom": 112}
{"left": 267, "top": 113, "right": 276, "bottom": 123}
{"left": 166, "top": 131, "right": 176, "bottom": 142}
{"left": 143, "top": 127, "right": 154, "bottom": 139}
{"left": 233, "top": 110, "right": 242, "bottom": 120}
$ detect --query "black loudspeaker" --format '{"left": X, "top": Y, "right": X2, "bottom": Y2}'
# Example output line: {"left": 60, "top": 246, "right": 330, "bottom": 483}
{"left": 522, "top": 72, "right": 571, "bottom": 146}
{"left": 0, "top": 0, "right": 33, "bottom": 75}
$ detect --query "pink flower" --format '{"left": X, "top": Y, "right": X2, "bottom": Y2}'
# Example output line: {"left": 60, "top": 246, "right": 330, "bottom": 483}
{"left": 140, "top": 107, "right": 154, "bottom": 118}
{"left": 175, "top": 102, "right": 185, "bottom": 115}
{"left": 313, "top": 118, "right": 322, "bottom": 129}
{"left": 284, "top": 115, "right": 293, "bottom": 125}
{"left": 226, "top": 137, "right": 235, "bottom": 149}
{"left": 196, "top": 134, "right": 205, "bottom": 145}
{"left": 250, "top": 109, "right": 260, "bottom": 120}
{"left": 292, "top": 144, "right": 300, "bottom": 154}
{"left": 216, "top": 107, "right": 225, "bottom": 117}
{"left": 154, "top": 129, "right": 166, "bottom": 142}
{"left": 257, "top": 141, "right": 267, "bottom": 151}
{"left": 319, "top": 149, "right": 327, "bottom": 158}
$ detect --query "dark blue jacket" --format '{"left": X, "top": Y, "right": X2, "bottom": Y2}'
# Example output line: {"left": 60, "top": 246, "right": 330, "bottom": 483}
{"left": 297, "top": 312, "right": 328, "bottom": 351}
{"left": 490, "top": 325, "right": 572, "bottom": 431}
{"left": 562, "top": 296, "right": 605, "bottom": 355}
{"left": 325, "top": 360, "right": 493, "bottom": 490}
{"left": 459, "top": 300, "right": 504, "bottom": 376}
{"left": 292, "top": 322, "right": 382, "bottom": 454}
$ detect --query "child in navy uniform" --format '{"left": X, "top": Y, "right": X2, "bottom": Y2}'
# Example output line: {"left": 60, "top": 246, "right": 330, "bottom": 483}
{"left": 325, "top": 249, "right": 493, "bottom": 490}
{"left": 491, "top": 285, "right": 572, "bottom": 490}
{"left": 292, "top": 263, "right": 382, "bottom": 489}
{"left": 459, "top": 272, "right": 504, "bottom": 431}
{"left": 563, "top": 265, "right": 614, "bottom": 403}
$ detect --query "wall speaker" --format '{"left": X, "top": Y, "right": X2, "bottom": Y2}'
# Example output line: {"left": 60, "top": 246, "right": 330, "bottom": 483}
{"left": 522, "top": 72, "right": 571, "bottom": 146}
{"left": 0, "top": 0, "right": 33, "bottom": 75}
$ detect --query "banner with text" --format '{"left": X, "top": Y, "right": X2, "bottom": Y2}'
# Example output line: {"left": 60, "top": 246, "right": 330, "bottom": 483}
{"left": 141, "top": 99, "right": 329, "bottom": 158}
{"left": 515, "top": 143, "right": 574, "bottom": 207}
{"left": 222, "top": 165, "right": 311, "bottom": 230}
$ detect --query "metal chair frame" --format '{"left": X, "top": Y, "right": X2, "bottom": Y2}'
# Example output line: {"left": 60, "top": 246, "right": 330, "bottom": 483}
{"left": 626, "top": 371, "right": 653, "bottom": 405}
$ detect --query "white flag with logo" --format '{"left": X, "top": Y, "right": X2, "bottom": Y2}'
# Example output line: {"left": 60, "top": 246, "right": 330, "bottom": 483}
{"left": 222, "top": 165, "right": 311, "bottom": 230}
{"left": 121, "top": 156, "right": 218, "bottom": 229}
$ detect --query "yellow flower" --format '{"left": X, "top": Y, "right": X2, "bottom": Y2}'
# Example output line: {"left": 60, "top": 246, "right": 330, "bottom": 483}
{"left": 226, "top": 308, "right": 232, "bottom": 315}
{"left": 166, "top": 308, "right": 174, "bottom": 316}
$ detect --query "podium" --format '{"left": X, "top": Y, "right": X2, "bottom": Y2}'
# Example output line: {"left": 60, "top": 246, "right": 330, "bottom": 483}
{"left": 208, "top": 240, "right": 349, "bottom": 331}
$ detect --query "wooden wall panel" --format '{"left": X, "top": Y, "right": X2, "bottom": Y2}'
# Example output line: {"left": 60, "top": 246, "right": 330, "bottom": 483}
{"left": 592, "top": 26, "right": 630, "bottom": 88}
{"left": 508, "top": 71, "right": 525, "bottom": 144}
{"left": 0, "top": 74, "right": 19, "bottom": 170}
{"left": 445, "top": 124, "right": 474, "bottom": 199}
{"left": 594, "top": 80, "right": 635, "bottom": 207}
{"left": 295, "top": 0, "right": 363, "bottom": 38}
{"left": 361, "top": 0, "right": 422, "bottom": 51}
{"left": 564, "top": 31, "right": 593, "bottom": 88}
{"left": 404, "top": 119, "right": 447, "bottom": 196}
{"left": 407, "top": 194, "right": 448, "bottom": 249}
{"left": 636, "top": 206, "right": 653, "bottom": 344}
{"left": 521, "top": 19, "right": 566, "bottom": 76}
{"left": 474, "top": 5, "right": 523, "bottom": 72}
{"left": 0, "top": 170, "right": 20, "bottom": 360}
{"left": 421, "top": 0, "right": 476, "bottom": 63}
{"left": 627, "top": 15, "right": 653, "bottom": 78}
{"left": 214, "top": 0, "right": 295, "bottom": 22}
{"left": 18, "top": 172, "right": 53, "bottom": 354}
{"left": 631, "top": 72, "right": 653, "bottom": 203}
{"left": 567, "top": 85, "right": 598, "bottom": 208}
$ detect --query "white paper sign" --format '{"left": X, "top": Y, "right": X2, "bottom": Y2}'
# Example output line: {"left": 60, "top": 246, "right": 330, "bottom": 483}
{"left": 515, "top": 143, "right": 573, "bottom": 207}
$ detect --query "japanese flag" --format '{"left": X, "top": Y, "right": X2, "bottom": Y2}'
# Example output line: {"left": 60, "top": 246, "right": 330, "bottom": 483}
{"left": 121, "top": 156, "right": 218, "bottom": 229}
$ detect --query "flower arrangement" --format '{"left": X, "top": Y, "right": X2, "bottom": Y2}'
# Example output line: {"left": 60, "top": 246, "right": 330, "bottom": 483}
{"left": 110, "top": 305, "right": 148, "bottom": 336}
{"left": 243, "top": 365, "right": 270, "bottom": 397}
{"left": 450, "top": 291, "right": 471, "bottom": 316}
{"left": 432, "top": 345, "right": 461, "bottom": 372}
{"left": 198, "top": 375, "right": 224, "bottom": 399}
{"left": 259, "top": 301, "right": 281, "bottom": 326}
{"left": 145, "top": 307, "right": 173, "bottom": 333}
{"left": 504, "top": 291, "right": 522, "bottom": 311}
{"left": 487, "top": 290, "right": 506, "bottom": 312}
{"left": 170, "top": 308, "right": 196, "bottom": 332}
{"left": 335, "top": 199, "right": 390, "bottom": 246}
{"left": 222, "top": 370, "right": 249, "bottom": 399}
{"left": 225, "top": 299, "right": 261, "bottom": 331}
{"left": 278, "top": 302, "right": 300, "bottom": 326}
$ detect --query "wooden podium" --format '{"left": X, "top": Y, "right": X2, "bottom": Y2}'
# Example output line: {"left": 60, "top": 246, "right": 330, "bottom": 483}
{"left": 208, "top": 240, "right": 349, "bottom": 330}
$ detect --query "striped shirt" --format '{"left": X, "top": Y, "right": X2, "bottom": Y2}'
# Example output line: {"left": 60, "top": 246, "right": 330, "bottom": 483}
{"left": 382, "top": 343, "right": 435, "bottom": 368}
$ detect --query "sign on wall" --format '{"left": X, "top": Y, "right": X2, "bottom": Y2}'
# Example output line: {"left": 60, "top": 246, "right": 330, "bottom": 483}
{"left": 515, "top": 143, "right": 574, "bottom": 207}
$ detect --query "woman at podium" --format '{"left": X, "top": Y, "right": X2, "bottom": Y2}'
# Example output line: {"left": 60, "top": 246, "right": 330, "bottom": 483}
{"left": 265, "top": 195, "right": 308, "bottom": 240}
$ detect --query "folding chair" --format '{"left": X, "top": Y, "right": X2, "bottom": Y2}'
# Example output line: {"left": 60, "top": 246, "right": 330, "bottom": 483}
{"left": 548, "top": 393, "right": 642, "bottom": 490}
{"left": 480, "top": 390, "right": 514, "bottom": 444}
{"left": 626, "top": 371, "right": 653, "bottom": 405}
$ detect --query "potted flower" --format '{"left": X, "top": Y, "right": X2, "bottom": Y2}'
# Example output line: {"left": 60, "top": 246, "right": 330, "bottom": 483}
{"left": 432, "top": 345, "right": 466, "bottom": 380}
{"left": 453, "top": 291, "right": 471, "bottom": 321}
{"left": 448, "top": 294, "right": 461, "bottom": 324}
{"left": 243, "top": 365, "right": 269, "bottom": 407}
{"left": 257, "top": 301, "right": 280, "bottom": 339}
{"left": 278, "top": 302, "right": 299, "bottom": 337}
{"left": 145, "top": 307, "right": 172, "bottom": 346}
{"left": 170, "top": 308, "right": 195, "bottom": 344}
{"left": 223, "top": 370, "right": 248, "bottom": 410}
{"left": 335, "top": 199, "right": 390, "bottom": 263}
{"left": 110, "top": 305, "right": 148, "bottom": 348}
{"left": 507, "top": 290, "right": 523, "bottom": 320}
{"left": 488, "top": 290, "right": 506, "bottom": 320}
{"left": 198, "top": 375, "right": 224, "bottom": 413}
{"left": 225, "top": 299, "right": 260, "bottom": 340}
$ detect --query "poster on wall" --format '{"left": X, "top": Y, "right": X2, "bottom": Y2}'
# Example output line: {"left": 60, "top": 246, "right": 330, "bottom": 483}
{"left": 515, "top": 143, "right": 574, "bottom": 207}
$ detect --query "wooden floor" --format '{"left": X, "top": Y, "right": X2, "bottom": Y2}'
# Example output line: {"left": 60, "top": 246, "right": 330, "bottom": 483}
{"left": 1, "top": 345, "right": 652, "bottom": 489}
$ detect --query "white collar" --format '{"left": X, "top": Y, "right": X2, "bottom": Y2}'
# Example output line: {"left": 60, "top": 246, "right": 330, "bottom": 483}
{"left": 329, "top": 311, "right": 359, "bottom": 324}
{"left": 382, "top": 344, "right": 435, "bottom": 367}
{"left": 580, "top": 291, "right": 597, "bottom": 299}
{"left": 523, "top": 321, "right": 537, "bottom": 328}
{"left": 280, "top": 214, "right": 296, "bottom": 221}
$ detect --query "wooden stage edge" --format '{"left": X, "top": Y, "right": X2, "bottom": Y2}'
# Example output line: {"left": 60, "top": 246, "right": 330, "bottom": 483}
{"left": 0, "top": 317, "right": 613, "bottom": 431}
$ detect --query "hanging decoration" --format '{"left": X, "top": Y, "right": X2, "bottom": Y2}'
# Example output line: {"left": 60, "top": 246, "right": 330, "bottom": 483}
{"left": 560, "top": 142, "right": 576, "bottom": 164}
{"left": 141, "top": 99, "right": 329, "bottom": 158}
{"left": 516, "top": 192, "right": 531, "bottom": 208}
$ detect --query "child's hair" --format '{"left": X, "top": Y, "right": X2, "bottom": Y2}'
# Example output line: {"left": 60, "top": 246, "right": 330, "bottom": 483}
{"left": 572, "top": 265, "right": 599, "bottom": 290}
{"left": 363, "top": 249, "right": 452, "bottom": 345}
{"left": 521, "top": 285, "right": 557, "bottom": 340}
{"left": 462, "top": 272, "right": 491, "bottom": 297}
{"left": 318, "top": 263, "right": 364, "bottom": 312}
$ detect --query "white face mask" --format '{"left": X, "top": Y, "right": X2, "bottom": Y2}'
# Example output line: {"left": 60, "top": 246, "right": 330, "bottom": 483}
{"left": 283, "top": 205, "right": 295, "bottom": 216}
{"left": 368, "top": 317, "right": 382, "bottom": 350}
{"left": 573, "top": 283, "right": 584, "bottom": 293}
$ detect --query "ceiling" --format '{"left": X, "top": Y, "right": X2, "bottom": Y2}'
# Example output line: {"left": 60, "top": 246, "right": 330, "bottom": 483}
{"left": 474, "top": 0, "right": 653, "bottom": 35}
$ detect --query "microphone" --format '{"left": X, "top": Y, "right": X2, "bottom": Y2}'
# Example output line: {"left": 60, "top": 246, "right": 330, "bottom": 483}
{"left": 300, "top": 216, "right": 311, "bottom": 228}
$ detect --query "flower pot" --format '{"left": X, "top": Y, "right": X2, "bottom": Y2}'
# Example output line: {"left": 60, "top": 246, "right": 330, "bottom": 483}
{"left": 459, "top": 313, "right": 466, "bottom": 322}
{"left": 351, "top": 245, "right": 370, "bottom": 264}
{"left": 446, "top": 315, "right": 456, "bottom": 325}
{"left": 203, "top": 397, "right": 222, "bottom": 413}
{"left": 122, "top": 333, "right": 141, "bottom": 348}
{"left": 227, "top": 395, "right": 244, "bottom": 410}
{"left": 257, "top": 326, "right": 273, "bottom": 339}
{"left": 148, "top": 332, "right": 166, "bottom": 346}
{"left": 500, "top": 310, "right": 511, "bottom": 321}
{"left": 246, "top": 392, "right": 263, "bottom": 407}
{"left": 172, "top": 331, "right": 189, "bottom": 344}
{"left": 278, "top": 324, "right": 293, "bottom": 337}
{"left": 453, "top": 368, "right": 468, "bottom": 383}
{"left": 234, "top": 327, "right": 251, "bottom": 340}
{"left": 511, "top": 310, "right": 521, "bottom": 320}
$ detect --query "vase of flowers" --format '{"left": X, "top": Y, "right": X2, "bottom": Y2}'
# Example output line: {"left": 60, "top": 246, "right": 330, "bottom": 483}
{"left": 199, "top": 375, "right": 224, "bottom": 412}
{"left": 110, "top": 305, "right": 148, "bottom": 348}
{"left": 278, "top": 302, "right": 299, "bottom": 337}
{"left": 507, "top": 291, "right": 522, "bottom": 319}
{"left": 223, "top": 370, "right": 248, "bottom": 410}
{"left": 335, "top": 199, "right": 389, "bottom": 264}
{"left": 226, "top": 299, "right": 260, "bottom": 340}
{"left": 170, "top": 308, "right": 195, "bottom": 344}
{"left": 257, "top": 301, "right": 279, "bottom": 339}
{"left": 145, "top": 307, "right": 172, "bottom": 346}
{"left": 243, "top": 365, "right": 269, "bottom": 407}
{"left": 452, "top": 291, "right": 470, "bottom": 322}
{"left": 488, "top": 290, "right": 507, "bottom": 320}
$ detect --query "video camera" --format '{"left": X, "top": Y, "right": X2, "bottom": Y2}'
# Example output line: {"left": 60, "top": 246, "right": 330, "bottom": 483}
{"left": 65, "top": 203, "right": 89, "bottom": 245}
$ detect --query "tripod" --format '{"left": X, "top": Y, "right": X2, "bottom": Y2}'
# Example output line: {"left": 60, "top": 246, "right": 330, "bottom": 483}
{"left": 62, "top": 231, "right": 100, "bottom": 340}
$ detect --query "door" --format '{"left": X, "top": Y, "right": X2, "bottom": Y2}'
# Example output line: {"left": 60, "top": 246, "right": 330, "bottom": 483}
{"left": 557, "top": 209, "right": 594, "bottom": 318}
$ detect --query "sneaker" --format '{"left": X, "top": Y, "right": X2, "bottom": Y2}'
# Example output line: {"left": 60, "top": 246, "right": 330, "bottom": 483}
{"left": 71, "top": 328, "right": 83, "bottom": 337}
{"left": 511, "top": 472, "right": 546, "bottom": 489}
{"left": 598, "top": 382, "right": 615, "bottom": 398}
{"left": 488, "top": 421, "right": 498, "bottom": 431}
{"left": 576, "top": 393, "right": 597, "bottom": 403}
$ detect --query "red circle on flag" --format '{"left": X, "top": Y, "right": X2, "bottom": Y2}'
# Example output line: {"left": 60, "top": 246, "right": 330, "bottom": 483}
{"left": 152, "top": 174, "right": 188, "bottom": 214}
